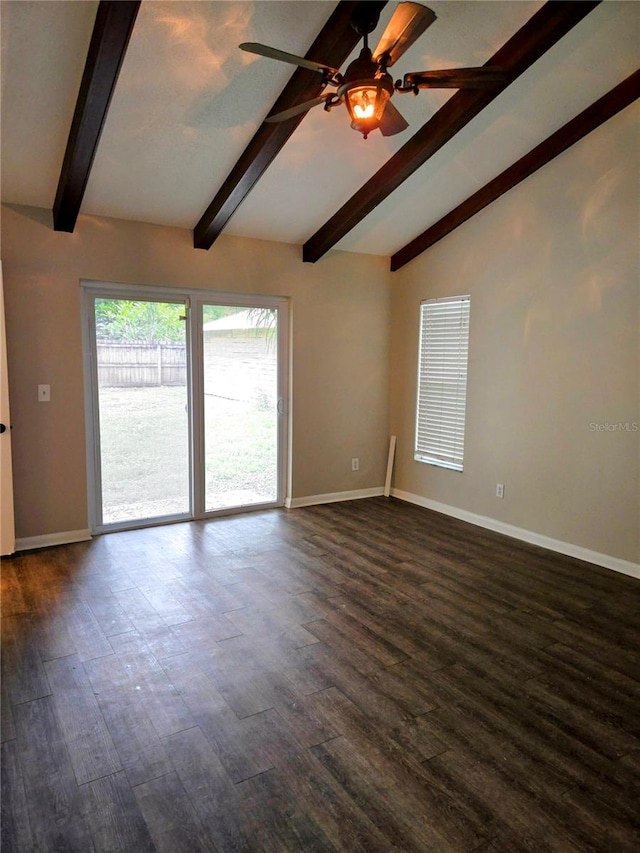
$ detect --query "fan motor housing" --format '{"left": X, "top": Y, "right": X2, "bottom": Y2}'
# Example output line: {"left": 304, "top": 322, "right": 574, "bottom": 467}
{"left": 340, "top": 48, "right": 378, "bottom": 89}
{"left": 337, "top": 48, "right": 394, "bottom": 104}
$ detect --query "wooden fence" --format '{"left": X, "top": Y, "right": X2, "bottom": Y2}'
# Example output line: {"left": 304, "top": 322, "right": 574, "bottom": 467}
{"left": 97, "top": 343, "right": 186, "bottom": 387}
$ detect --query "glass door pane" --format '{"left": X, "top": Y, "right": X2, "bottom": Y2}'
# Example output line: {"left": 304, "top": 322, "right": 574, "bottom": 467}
{"left": 202, "top": 305, "right": 279, "bottom": 511}
{"left": 93, "top": 297, "right": 190, "bottom": 526}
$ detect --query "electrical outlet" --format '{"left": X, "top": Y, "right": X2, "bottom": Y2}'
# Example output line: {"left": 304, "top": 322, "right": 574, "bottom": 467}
{"left": 496, "top": 483, "right": 504, "bottom": 498}
{"left": 38, "top": 384, "right": 51, "bottom": 402}
{"left": 351, "top": 457, "right": 360, "bottom": 472}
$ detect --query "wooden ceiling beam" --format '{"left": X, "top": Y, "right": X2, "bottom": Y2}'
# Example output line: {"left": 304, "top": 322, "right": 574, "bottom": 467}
{"left": 391, "top": 70, "right": 640, "bottom": 271}
{"left": 193, "top": 1, "right": 387, "bottom": 251}
{"left": 53, "top": 1, "right": 140, "bottom": 233}
{"left": 303, "top": 1, "right": 601, "bottom": 264}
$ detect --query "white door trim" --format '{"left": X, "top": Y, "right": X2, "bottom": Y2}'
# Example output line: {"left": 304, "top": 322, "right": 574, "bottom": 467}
{"left": 0, "top": 260, "right": 16, "bottom": 555}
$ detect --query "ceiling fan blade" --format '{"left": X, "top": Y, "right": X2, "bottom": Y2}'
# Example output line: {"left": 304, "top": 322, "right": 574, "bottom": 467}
{"left": 379, "top": 100, "right": 409, "bottom": 136}
{"left": 402, "top": 66, "right": 506, "bottom": 88}
{"left": 373, "top": 2, "right": 437, "bottom": 68}
{"left": 264, "top": 95, "right": 330, "bottom": 123}
{"left": 239, "top": 43, "right": 339, "bottom": 76}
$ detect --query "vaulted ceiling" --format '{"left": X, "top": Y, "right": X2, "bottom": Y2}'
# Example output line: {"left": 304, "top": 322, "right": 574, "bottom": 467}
{"left": 1, "top": 1, "right": 638, "bottom": 269}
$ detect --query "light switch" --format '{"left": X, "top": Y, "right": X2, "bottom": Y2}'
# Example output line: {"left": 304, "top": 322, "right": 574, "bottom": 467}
{"left": 38, "top": 384, "right": 50, "bottom": 402}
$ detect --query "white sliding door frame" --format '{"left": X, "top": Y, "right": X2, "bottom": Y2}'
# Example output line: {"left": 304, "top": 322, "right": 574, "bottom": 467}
{"left": 81, "top": 281, "right": 289, "bottom": 533}
{"left": 189, "top": 290, "right": 289, "bottom": 518}
{"left": 81, "top": 284, "right": 193, "bottom": 533}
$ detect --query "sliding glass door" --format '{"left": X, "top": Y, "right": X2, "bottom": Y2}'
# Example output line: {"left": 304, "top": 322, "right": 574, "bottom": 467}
{"left": 88, "top": 296, "right": 191, "bottom": 527}
{"left": 202, "top": 305, "right": 279, "bottom": 511}
{"left": 83, "top": 285, "right": 287, "bottom": 532}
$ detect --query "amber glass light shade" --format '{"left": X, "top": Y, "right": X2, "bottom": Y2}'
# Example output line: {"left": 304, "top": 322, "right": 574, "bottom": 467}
{"left": 344, "top": 82, "right": 392, "bottom": 137}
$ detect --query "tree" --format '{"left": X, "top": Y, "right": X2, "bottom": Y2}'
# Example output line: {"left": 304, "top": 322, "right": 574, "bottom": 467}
{"left": 95, "top": 299, "right": 272, "bottom": 345}
{"left": 95, "top": 299, "right": 185, "bottom": 344}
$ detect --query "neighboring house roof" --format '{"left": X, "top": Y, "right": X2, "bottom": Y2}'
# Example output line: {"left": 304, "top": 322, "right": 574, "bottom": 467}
{"left": 203, "top": 310, "right": 263, "bottom": 333}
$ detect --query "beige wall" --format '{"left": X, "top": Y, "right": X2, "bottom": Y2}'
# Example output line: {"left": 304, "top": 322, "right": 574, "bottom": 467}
{"left": 390, "top": 104, "right": 639, "bottom": 565}
{"left": 0, "top": 206, "right": 390, "bottom": 538}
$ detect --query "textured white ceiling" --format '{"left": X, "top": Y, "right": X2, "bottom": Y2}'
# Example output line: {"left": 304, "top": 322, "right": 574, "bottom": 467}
{"left": 1, "top": 1, "right": 638, "bottom": 258}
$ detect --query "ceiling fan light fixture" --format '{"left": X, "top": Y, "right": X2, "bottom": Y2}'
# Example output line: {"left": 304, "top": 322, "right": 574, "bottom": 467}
{"left": 342, "top": 73, "right": 394, "bottom": 138}
{"left": 346, "top": 82, "right": 392, "bottom": 137}
{"left": 243, "top": 3, "right": 503, "bottom": 139}
{"left": 336, "top": 46, "right": 394, "bottom": 138}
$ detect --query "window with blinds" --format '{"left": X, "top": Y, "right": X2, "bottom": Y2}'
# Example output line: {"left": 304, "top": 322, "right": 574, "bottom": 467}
{"left": 415, "top": 296, "right": 470, "bottom": 471}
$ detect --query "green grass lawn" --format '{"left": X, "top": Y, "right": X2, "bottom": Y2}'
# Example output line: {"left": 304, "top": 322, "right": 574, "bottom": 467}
{"left": 98, "top": 386, "right": 277, "bottom": 524}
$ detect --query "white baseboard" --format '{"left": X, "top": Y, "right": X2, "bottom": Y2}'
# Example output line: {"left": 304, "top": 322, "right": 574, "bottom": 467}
{"left": 15, "top": 529, "right": 92, "bottom": 552}
{"left": 12, "top": 496, "right": 638, "bottom": 581}
{"left": 286, "top": 487, "right": 385, "bottom": 510}
{"left": 391, "top": 489, "right": 640, "bottom": 580}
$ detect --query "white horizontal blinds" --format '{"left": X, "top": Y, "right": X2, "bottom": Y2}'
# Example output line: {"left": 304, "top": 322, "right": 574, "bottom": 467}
{"left": 415, "top": 296, "right": 470, "bottom": 471}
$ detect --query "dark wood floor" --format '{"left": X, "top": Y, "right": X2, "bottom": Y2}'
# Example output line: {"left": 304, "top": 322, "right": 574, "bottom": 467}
{"left": 1, "top": 497, "right": 639, "bottom": 852}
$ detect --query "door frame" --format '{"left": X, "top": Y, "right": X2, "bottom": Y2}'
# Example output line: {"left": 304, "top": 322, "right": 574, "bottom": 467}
{"left": 81, "top": 280, "right": 290, "bottom": 533}
{"left": 0, "top": 260, "right": 16, "bottom": 555}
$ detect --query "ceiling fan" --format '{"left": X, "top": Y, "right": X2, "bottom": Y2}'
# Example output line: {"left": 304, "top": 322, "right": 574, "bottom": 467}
{"left": 240, "top": 2, "right": 505, "bottom": 139}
